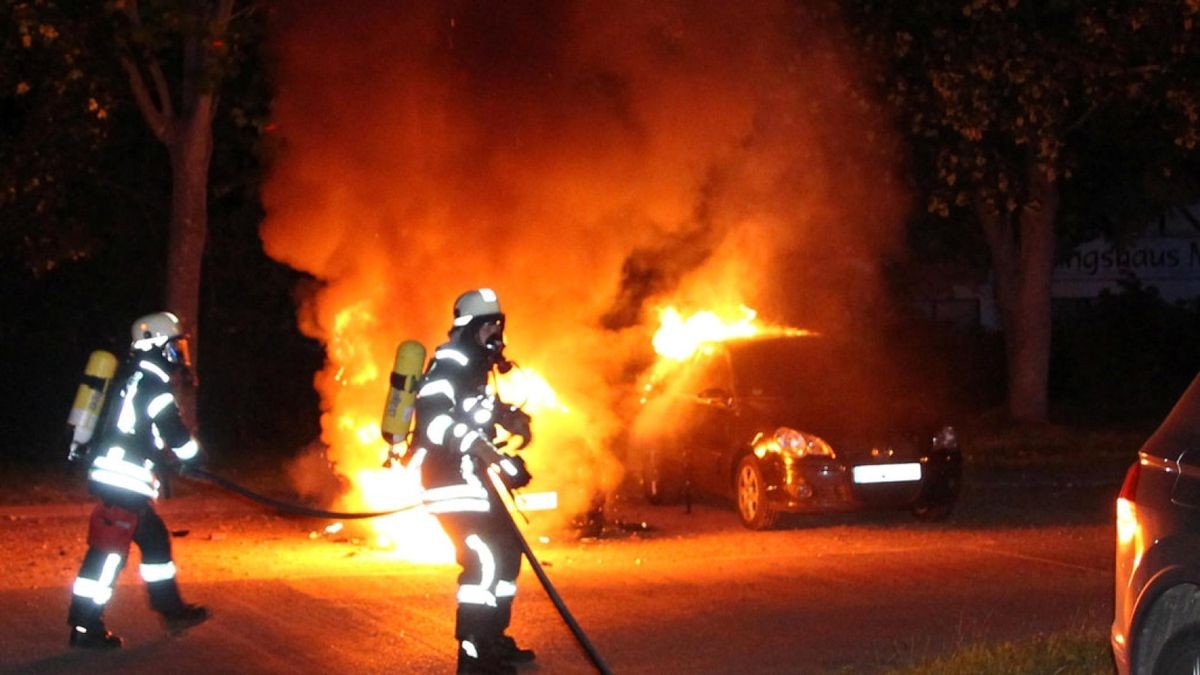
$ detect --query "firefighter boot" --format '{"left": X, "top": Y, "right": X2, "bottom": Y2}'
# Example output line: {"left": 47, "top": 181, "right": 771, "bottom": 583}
{"left": 68, "top": 625, "right": 122, "bottom": 649}
{"left": 457, "top": 637, "right": 517, "bottom": 675}
{"left": 490, "top": 634, "right": 535, "bottom": 664}
{"left": 161, "top": 604, "right": 208, "bottom": 634}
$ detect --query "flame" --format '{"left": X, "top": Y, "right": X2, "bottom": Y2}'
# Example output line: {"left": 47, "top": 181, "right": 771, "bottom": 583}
{"left": 652, "top": 305, "right": 760, "bottom": 361}
{"left": 496, "top": 368, "right": 569, "bottom": 415}
{"left": 318, "top": 300, "right": 805, "bottom": 564}
{"left": 651, "top": 304, "right": 813, "bottom": 362}
{"left": 354, "top": 464, "right": 454, "bottom": 564}
{"left": 260, "top": 2, "right": 909, "bottom": 569}
{"left": 313, "top": 299, "right": 586, "bottom": 564}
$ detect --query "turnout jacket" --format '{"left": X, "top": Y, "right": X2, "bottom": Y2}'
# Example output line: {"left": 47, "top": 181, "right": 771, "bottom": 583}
{"left": 413, "top": 340, "right": 513, "bottom": 514}
{"left": 87, "top": 355, "right": 199, "bottom": 500}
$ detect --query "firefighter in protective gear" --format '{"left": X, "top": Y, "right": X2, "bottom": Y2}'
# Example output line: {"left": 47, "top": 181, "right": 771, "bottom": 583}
{"left": 66, "top": 312, "right": 208, "bottom": 649}
{"left": 412, "top": 289, "right": 535, "bottom": 675}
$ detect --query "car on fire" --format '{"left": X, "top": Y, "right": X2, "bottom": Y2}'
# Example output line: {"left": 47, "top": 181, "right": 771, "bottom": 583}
{"left": 629, "top": 333, "right": 962, "bottom": 529}
{"left": 1113, "top": 371, "right": 1200, "bottom": 674}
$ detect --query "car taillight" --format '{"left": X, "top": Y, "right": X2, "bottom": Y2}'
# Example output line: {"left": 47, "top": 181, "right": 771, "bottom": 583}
{"left": 1116, "top": 461, "right": 1142, "bottom": 546}
{"left": 1118, "top": 461, "right": 1141, "bottom": 502}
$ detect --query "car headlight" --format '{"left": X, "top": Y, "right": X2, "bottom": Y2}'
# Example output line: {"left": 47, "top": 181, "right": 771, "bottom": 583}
{"left": 932, "top": 425, "right": 958, "bottom": 450}
{"left": 775, "top": 427, "right": 835, "bottom": 459}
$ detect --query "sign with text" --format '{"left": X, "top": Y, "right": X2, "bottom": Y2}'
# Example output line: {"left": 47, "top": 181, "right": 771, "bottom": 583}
{"left": 1055, "top": 238, "right": 1200, "bottom": 299}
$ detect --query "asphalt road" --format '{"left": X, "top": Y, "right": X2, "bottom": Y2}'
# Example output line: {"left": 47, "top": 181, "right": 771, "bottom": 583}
{"left": 0, "top": 475, "right": 1120, "bottom": 674}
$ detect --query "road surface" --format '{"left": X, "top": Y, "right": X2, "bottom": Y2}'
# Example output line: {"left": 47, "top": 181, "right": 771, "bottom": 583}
{"left": 0, "top": 473, "right": 1119, "bottom": 674}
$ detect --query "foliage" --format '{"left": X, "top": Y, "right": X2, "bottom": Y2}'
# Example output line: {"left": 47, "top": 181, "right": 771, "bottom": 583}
{"left": 0, "top": 1, "right": 322, "bottom": 462}
{"left": 843, "top": 0, "right": 1200, "bottom": 423}
{"left": 845, "top": 0, "right": 1200, "bottom": 254}
{"left": 0, "top": 0, "right": 140, "bottom": 274}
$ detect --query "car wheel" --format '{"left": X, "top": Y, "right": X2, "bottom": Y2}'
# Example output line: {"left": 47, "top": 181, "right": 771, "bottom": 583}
{"left": 736, "top": 455, "right": 779, "bottom": 530}
{"left": 1153, "top": 623, "right": 1200, "bottom": 675}
{"left": 912, "top": 472, "right": 960, "bottom": 522}
{"left": 643, "top": 448, "right": 682, "bottom": 505}
{"left": 911, "top": 501, "right": 953, "bottom": 522}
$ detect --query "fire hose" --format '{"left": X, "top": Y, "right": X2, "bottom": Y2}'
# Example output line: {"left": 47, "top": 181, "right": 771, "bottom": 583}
{"left": 180, "top": 466, "right": 425, "bottom": 519}
{"left": 181, "top": 465, "right": 612, "bottom": 673}
{"left": 483, "top": 471, "right": 614, "bottom": 675}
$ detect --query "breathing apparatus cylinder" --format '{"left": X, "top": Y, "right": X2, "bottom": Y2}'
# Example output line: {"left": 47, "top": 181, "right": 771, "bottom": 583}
{"left": 381, "top": 340, "right": 427, "bottom": 446}
{"left": 66, "top": 350, "right": 118, "bottom": 461}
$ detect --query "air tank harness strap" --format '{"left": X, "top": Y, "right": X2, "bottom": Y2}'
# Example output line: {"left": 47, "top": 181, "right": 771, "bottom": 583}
{"left": 180, "top": 466, "right": 423, "bottom": 520}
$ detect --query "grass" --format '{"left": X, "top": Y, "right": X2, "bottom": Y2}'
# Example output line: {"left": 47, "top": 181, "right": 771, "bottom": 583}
{"left": 882, "top": 627, "right": 1114, "bottom": 675}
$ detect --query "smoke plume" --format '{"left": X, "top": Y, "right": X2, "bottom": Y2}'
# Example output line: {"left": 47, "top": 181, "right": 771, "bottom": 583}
{"left": 261, "top": 0, "right": 907, "bottom": 529}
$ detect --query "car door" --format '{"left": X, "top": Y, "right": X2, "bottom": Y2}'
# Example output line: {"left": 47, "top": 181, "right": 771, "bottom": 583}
{"left": 686, "top": 346, "right": 738, "bottom": 496}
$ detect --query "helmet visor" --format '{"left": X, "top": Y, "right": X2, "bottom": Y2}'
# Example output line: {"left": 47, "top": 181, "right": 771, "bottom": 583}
{"left": 478, "top": 318, "right": 505, "bottom": 348}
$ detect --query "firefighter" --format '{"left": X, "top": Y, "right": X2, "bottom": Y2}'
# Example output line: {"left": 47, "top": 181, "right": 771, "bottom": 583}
{"left": 412, "top": 288, "right": 536, "bottom": 675}
{"left": 66, "top": 311, "right": 209, "bottom": 649}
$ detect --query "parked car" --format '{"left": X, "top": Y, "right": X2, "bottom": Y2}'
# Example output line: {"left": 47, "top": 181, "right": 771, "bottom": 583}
{"left": 628, "top": 334, "right": 962, "bottom": 529}
{"left": 1113, "top": 372, "right": 1200, "bottom": 674}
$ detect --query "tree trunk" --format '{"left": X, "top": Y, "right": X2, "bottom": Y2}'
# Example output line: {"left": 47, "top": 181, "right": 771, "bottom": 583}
{"left": 165, "top": 107, "right": 214, "bottom": 427}
{"left": 116, "top": 2, "right": 232, "bottom": 433}
{"left": 980, "top": 164, "right": 1059, "bottom": 424}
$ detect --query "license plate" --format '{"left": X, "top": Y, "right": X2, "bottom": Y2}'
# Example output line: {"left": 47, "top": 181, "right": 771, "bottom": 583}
{"left": 852, "top": 462, "right": 922, "bottom": 484}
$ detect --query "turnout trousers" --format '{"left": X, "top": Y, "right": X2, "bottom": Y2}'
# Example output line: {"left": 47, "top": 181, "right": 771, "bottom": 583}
{"left": 67, "top": 490, "right": 187, "bottom": 631}
{"left": 436, "top": 507, "right": 523, "bottom": 642}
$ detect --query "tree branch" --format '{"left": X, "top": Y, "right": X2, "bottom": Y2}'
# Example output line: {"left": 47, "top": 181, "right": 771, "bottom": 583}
{"left": 119, "top": 55, "right": 171, "bottom": 143}
{"left": 121, "top": 0, "right": 176, "bottom": 134}
{"left": 216, "top": 0, "right": 236, "bottom": 26}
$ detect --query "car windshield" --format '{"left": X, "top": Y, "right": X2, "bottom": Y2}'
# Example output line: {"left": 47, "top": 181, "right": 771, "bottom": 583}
{"left": 727, "top": 337, "right": 843, "bottom": 399}
{"left": 724, "top": 336, "right": 926, "bottom": 428}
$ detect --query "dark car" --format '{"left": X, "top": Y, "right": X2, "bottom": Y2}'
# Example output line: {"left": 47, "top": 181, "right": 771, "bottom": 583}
{"left": 628, "top": 334, "right": 962, "bottom": 529}
{"left": 1113, "top": 372, "right": 1200, "bottom": 674}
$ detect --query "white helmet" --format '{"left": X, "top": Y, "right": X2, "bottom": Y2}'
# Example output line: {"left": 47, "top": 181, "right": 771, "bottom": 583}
{"left": 453, "top": 288, "right": 503, "bottom": 327}
{"left": 130, "top": 311, "right": 190, "bottom": 366}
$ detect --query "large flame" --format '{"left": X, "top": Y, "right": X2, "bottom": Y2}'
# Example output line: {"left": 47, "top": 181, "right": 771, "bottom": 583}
{"left": 643, "top": 304, "right": 812, "bottom": 395}
{"left": 314, "top": 305, "right": 583, "bottom": 562}
{"left": 260, "top": 1, "right": 909, "bottom": 565}
{"left": 651, "top": 305, "right": 813, "bottom": 362}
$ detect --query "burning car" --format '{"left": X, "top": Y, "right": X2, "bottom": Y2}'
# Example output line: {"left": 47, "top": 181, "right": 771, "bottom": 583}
{"left": 629, "top": 333, "right": 962, "bottom": 529}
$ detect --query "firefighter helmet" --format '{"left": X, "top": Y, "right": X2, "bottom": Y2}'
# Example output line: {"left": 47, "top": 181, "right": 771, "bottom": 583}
{"left": 130, "top": 311, "right": 190, "bottom": 366}
{"left": 450, "top": 289, "right": 511, "bottom": 370}
{"left": 453, "top": 288, "right": 503, "bottom": 327}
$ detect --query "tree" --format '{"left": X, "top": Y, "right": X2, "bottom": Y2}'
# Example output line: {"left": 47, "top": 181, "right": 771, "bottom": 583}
{"left": 2, "top": 1, "right": 131, "bottom": 275}
{"left": 4, "top": 0, "right": 248, "bottom": 353}
{"left": 2, "top": 0, "right": 270, "bottom": 447}
{"left": 110, "top": 0, "right": 241, "bottom": 369}
{"left": 844, "top": 0, "right": 1200, "bottom": 422}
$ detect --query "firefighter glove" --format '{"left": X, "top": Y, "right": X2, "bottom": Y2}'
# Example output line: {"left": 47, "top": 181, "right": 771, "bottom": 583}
{"left": 499, "top": 405, "right": 532, "bottom": 450}
{"left": 497, "top": 454, "right": 532, "bottom": 490}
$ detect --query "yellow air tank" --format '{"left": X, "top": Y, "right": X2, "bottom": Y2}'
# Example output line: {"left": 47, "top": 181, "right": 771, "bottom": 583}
{"left": 66, "top": 350, "right": 118, "bottom": 460}
{"left": 381, "top": 340, "right": 427, "bottom": 445}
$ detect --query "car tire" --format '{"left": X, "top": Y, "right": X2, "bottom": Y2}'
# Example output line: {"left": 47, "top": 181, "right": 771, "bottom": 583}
{"left": 912, "top": 469, "right": 960, "bottom": 522}
{"left": 911, "top": 501, "right": 953, "bottom": 522}
{"left": 736, "top": 455, "right": 779, "bottom": 530}
{"left": 643, "top": 448, "right": 683, "bottom": 505}
{"left": 1153, "top": 623, "right": 1200, "bottom": 675}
